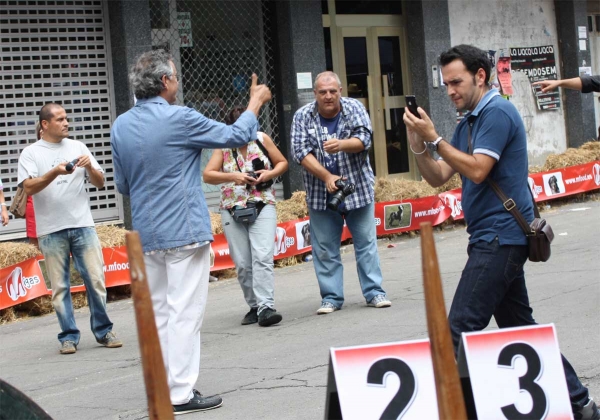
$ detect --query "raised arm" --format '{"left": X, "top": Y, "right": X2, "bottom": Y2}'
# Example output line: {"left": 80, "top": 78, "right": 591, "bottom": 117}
{"left": 245, "top": 73, "right": 272, "bottom": 117}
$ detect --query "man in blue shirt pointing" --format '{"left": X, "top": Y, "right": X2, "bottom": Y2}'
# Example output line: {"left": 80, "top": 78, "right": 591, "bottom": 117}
{"left": 110, "top": 49, "right": 271, "bottom": 415}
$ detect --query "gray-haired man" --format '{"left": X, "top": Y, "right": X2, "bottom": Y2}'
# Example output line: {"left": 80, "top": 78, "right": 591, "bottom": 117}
{"left": 110, "top": 50, "right": 271, "bottom": 414}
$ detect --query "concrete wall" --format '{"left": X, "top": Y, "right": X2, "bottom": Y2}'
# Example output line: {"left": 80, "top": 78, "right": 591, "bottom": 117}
{"left": 448, "top": 0, "right": 564, "bottom": 166}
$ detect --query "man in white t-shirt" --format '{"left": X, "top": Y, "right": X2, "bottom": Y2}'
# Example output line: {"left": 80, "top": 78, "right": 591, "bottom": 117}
{"left": 18, "top": 103, "right": 122, "bottom": 355}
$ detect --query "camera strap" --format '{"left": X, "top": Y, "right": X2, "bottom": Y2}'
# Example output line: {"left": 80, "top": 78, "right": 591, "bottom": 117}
{"left": 231, "top": 139, "right": 273, "bottom": 172}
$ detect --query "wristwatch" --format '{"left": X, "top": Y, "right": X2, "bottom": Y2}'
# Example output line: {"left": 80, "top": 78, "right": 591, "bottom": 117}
{"left": 430, "top": 136, "right": 444, "bottom": 152}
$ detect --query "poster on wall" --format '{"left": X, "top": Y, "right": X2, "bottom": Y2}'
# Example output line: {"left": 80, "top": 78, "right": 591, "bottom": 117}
{"left": 497, "top": 56, "right": 513, "bottom": 95}
{"left": 510, "top": 45, "right": 560, "bottom": 111}
{"left": 177, "top": 12, "right": 193, "bottom": 48}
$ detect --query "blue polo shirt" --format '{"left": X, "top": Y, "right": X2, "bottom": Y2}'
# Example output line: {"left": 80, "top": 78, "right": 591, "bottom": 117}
{"left": 450, "top": 89, "right": 534, "bottom": 245}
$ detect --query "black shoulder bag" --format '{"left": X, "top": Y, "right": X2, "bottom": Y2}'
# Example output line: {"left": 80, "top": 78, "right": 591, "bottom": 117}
{"left": 468, "top": 124, "right": 554, "bottom": 262}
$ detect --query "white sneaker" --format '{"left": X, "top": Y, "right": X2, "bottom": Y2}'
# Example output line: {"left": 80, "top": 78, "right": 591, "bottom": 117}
{"left": 317, "top": 302, "right": 339, "bottom": 315}
{"left": 368, "top": 295, "right": 391, "bottom": 308}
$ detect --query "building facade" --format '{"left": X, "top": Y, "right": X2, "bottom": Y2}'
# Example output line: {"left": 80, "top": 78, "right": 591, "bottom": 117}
{"left": 1, "top": 0, "right": 598, "bottom": 239}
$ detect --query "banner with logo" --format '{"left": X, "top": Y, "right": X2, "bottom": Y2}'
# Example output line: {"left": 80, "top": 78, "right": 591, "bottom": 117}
{"left": 1, "top": 162, "right": 598, "bottom": 310}
{"left": 510, "top": 45, "right": 560, "bottom": 111}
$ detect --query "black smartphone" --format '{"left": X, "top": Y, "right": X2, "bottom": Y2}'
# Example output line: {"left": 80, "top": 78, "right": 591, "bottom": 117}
{"left": 405, "top": 95, "right": 421, "bottom": 119}
{"left": 65, "top": 158, "right": 79, "bottom": 171}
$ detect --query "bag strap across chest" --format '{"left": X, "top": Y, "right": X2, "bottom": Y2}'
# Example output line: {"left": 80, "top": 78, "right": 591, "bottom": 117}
{"left": 467, "top": 123, "right": 538, "bottom": 236}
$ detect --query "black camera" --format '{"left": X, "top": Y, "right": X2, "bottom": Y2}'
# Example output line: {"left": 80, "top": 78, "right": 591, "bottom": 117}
{"left": 248, "top": 158, "right": 273, "bottom": 191}
{"left": 327, "top": 179, "right": 356, "bottom": 211}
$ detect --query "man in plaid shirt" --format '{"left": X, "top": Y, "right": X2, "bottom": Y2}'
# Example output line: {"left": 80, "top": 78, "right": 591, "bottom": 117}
{"left": 291, "top": 71, "right": 391, "bottom": 314}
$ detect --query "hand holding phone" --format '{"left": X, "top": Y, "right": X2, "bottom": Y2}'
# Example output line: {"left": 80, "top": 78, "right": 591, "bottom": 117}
{"left": 405, "top": 95, "right": 421, "bottom": 119}
{"left": 65, "top": 158, "right": 79, "bottom": 172}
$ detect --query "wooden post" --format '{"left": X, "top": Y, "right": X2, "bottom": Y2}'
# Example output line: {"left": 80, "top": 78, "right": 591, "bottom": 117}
{"left": 125, "top": 232, "right": 174, "bottom": 420}
{"left": 420, "top": 222, "right": 467, "bottom": 419}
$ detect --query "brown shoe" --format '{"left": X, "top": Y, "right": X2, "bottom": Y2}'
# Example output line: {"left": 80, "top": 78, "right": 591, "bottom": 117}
{"left": 60, "top": 341, "right": 77, "bottom": 354}
{"left": 97, "top": 331, "right": 123, "bottom": 348}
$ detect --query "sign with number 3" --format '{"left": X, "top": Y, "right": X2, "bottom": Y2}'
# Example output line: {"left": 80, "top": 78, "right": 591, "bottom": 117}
{"left": 459, "top": 324, "right": 573, "bottom": 420}
{"left": 326, "top": 340, "right": 439, "bottom": 419}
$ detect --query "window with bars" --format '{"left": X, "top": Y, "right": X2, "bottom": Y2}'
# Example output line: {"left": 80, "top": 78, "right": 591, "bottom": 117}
{"left": 149, "top": 0, "right": 282, "bottom": 203}
{"left": 0, "top": 0, "right": 119, "bottom": 238}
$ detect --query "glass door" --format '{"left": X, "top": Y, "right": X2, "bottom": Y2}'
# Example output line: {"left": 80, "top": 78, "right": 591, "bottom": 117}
{"left": 336, "top": 26, "right": 415, "bottom": 178}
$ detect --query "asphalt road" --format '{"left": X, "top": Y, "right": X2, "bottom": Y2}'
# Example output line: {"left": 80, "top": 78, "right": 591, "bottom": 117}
{"left": 1, "top": 199, "right": 598, "bottom": 420}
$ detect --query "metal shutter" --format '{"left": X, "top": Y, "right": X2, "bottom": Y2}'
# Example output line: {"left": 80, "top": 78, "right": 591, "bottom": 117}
{"left": 0, "top": 0, "right": 121, "bottom": 239}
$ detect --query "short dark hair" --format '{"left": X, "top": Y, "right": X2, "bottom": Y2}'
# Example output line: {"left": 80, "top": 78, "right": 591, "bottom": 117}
{"left": 439, "top": 44, "right": 491, "bottom": 85}
{"left": 224, "top": 106, "right": 246, "bottom": 125}
{"left": 39, "top": 103, "right": 63, "bottom": 124}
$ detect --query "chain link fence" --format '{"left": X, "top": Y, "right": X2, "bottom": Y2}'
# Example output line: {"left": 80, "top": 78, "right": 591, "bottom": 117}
{"left": 149, "top": 0, "right": 281, "bottom": 195}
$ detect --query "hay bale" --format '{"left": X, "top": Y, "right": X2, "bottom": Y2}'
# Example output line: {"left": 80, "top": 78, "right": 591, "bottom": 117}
{"left": 0, "top": 242, "right": 41, "bottom": 269}
{"left": 436, "top": 173, "right": 462, "bottom": 193}
{"left": 0, "top": 308, "right": 17, "bottom": 324}
{"left": 96, "top": 225, "right": 127, "bottom": 248}
{"left": 210, "top": 212, "right": 224, "bottom": 235}
{"left": 374, "top": 177, "right": 437, "bottom": 202}
{"left": 276, "top": 191, "right": 308, "bottom": 223}
{"left": 543, "top": 141, "right": 600, "bottom": 171}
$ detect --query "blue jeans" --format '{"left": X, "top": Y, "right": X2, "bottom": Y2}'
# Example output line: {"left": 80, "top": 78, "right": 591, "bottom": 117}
{"left": 308, "top": 201, "right": 386, "bottom": 308}
{"left": 38, "top": 227, "right": 113, "bottom": 345}
{"left": 221, "top": 204, "right": 277, "bottom": 313}
{"left": 449, "top": 238, "right": 589, "bottom": 406}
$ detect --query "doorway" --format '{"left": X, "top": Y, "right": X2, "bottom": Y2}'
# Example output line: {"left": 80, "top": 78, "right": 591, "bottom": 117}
{"left": 324, "top": 7, "right": 416, "bottom": 179}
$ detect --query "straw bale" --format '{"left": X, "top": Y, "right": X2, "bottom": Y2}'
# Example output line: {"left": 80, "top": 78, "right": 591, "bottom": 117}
{"left": 543, "top": 141, "right": 600, "bottom": 171}
{"left": 0, "top": 308, "right": 17, "bottom": 324}
{"left": 529, "top": 165, "right": 543, "bottom": 174}
{"left": 0, "top": 242, "right": 41, "bottom": 269}
{"left": 274, "top": 255, "right": 303, "bottom": 268}
{"left": 96, "top": 225, "right": 127, "bottom": 248}
{"left": 210, "top": 212, "right": 224, "bottom": 235}
{"left": 276, "top": 191, "right": 308, "bottom": 223}
{"left": 436, "top": 173, "right": 462, "bottom": 193}
{"left": 374, "top": 177, "right": 437, "bottom": 202}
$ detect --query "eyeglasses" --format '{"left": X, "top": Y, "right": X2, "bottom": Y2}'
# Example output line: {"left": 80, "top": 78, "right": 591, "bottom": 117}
{"left": 165, "top": 73, "right": 180, "bottom": 82}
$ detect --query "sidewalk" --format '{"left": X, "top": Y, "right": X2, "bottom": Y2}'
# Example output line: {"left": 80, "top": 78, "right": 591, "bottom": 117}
{"left": 0, "top": 201, "right": 598, "bottom": 420}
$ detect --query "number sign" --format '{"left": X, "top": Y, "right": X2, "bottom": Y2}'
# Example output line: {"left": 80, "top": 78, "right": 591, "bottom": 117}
{"left": 326, "top": 340, "right": 439, "bottom": 419}
{"left": 459, "top": 324, "right": 573, "bottom": 420}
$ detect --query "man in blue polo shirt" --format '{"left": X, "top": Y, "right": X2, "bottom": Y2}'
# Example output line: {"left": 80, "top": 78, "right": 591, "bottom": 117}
{"left": 403, "top": 44, "right": 598, "bottom": 419}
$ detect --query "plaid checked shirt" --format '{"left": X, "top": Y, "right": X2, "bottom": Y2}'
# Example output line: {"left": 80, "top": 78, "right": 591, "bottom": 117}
{"left": 291, "top": 97, "right": 375, "bottom": 211}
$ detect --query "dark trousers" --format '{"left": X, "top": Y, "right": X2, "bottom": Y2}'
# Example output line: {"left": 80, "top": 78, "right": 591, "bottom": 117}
{"left": 448, "top": 238, "right": 589, "bottom": 406}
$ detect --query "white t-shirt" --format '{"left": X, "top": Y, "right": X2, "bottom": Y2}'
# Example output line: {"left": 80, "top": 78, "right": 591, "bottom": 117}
{"left": 17, "top": 138, "right": 103, "bottom": 237}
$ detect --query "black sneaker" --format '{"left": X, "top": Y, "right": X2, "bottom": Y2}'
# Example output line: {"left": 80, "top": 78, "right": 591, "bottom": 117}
{"left": 258, "top": 308, "right": 282, "bottom": 327}
{"left": 574, "top": 397, "right": 600, "bottom": 420}
{"left": 241, "top": 308, "right": 258, "bottom": 325}
{"left": 173, "top": 389, "right": 222, "bottom": 415}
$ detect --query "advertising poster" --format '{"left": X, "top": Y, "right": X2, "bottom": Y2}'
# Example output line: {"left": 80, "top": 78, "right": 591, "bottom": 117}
{"left": 510, "top": 45, "right": 560, "bottom": 111}
{"left": 177, "top": 12, "right": 193, "bottom": 48}
{"left": 497, "top": 56, "right": 513, "bottom": 95}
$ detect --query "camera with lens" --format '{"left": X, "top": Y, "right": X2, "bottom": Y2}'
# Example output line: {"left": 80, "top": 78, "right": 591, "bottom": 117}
{"left": 247, "top": 158, "right": 273, "bottom": 191}
{"left": 327, "top": 179, "right": 356, "bottom": 211}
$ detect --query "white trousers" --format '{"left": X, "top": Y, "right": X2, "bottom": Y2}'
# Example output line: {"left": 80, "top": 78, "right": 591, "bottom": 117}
{"left": 144, "top": 245, "right": 210, "bottom": 405}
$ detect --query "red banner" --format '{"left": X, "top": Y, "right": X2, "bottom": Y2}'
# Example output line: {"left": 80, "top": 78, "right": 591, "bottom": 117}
{"left": 2, "top": 161, "right": 598, "bottom": 310}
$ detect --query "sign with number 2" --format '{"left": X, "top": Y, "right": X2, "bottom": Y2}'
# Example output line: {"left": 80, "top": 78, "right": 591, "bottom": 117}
{"left": 327, "top": 340, "right": 439, "bottom": 419}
